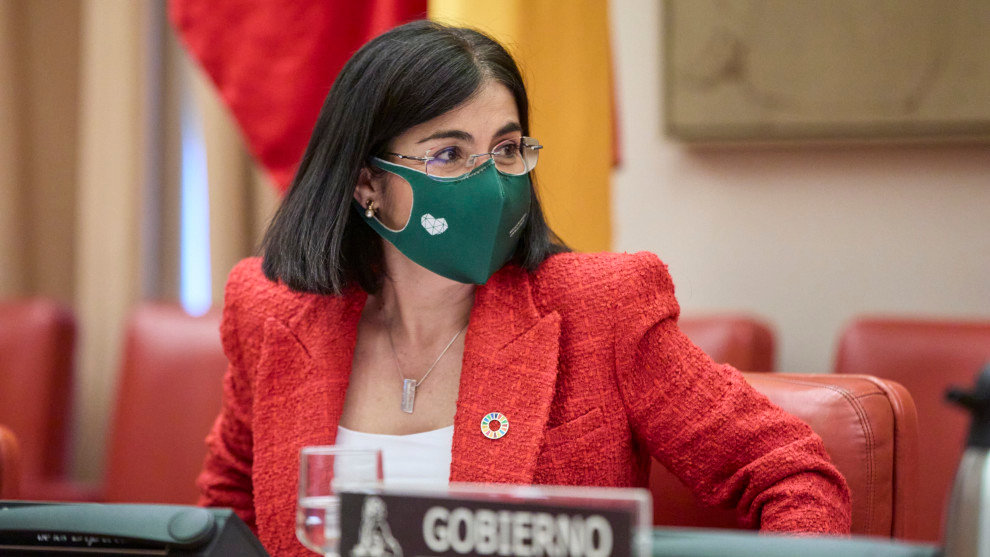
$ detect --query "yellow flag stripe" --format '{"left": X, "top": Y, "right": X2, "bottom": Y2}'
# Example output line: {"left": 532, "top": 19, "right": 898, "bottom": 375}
{"left": 428, "top": 1, "right": 613, "bottom": 252}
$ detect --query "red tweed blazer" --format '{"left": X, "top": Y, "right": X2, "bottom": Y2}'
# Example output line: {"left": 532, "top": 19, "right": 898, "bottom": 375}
{"left": 198, "top": 252, "right": 851, "bottom": 555}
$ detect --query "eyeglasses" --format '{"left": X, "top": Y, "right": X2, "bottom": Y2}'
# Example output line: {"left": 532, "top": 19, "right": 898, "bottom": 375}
{"left": 388, "top": 136, "right": 543, "bottom": 179}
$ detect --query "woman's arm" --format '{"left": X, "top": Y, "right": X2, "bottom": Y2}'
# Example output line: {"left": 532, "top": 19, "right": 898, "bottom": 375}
{"left": 612, "top": 255, "right": 851, "bottom": 534}
{"left": 197, "top": 364, "right": 256, "bottom": 531}
{"left": 196, "top": 263, "right": 259, "bottom": 532}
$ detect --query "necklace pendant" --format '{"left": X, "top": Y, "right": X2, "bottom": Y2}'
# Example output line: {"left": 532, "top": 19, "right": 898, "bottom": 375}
{"left": 401, "top": 378, "right": 417, "bottom": 414}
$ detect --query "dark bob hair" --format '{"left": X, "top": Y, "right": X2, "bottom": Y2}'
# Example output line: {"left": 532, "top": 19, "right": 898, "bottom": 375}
{"left": 261, "top": 20, "right": 568, "bottom": 295}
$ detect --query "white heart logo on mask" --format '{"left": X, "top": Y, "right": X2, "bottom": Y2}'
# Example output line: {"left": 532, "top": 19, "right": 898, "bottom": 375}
{"left": 421, "top": 214, "right": 448, "bottom": 235}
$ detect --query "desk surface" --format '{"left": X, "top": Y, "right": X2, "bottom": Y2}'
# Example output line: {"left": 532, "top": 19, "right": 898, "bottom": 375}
{"left": 651, "top": 528, "right": 939, "bottom": 557}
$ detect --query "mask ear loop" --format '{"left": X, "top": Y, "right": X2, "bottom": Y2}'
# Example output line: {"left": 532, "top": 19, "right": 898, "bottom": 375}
{"left": 363, "top": 160, "right": 416, "bottom": 234}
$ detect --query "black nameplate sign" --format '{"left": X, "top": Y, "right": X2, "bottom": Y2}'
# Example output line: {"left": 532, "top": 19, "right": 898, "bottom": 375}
{"left": 338, "top": 489, "right": 639, "bottom": 557}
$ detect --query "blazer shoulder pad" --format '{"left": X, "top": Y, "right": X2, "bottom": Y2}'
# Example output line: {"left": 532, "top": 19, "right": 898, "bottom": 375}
{"left": 530, "top": 251, "right": 678, "bottom": 320}
{"left": 224, "top": 257, "right": 314, "bottom": 323}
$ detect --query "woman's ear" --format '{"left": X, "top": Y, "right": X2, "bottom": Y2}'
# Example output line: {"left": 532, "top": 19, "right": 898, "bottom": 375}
{"left": 353, "top": 166, "right": 378, "bottom": 207}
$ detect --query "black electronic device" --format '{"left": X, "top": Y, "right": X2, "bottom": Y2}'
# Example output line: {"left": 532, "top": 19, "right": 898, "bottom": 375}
{"left": 0, "top": 501, "right": 269, "bottom": 556}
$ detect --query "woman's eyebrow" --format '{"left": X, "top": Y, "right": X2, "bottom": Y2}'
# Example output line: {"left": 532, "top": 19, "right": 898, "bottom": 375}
{"left": 417, "top": 129, "right": 473, "bottom": 144}
{"left": 494, "top": 122, "right": 522, "bottom": 137}
{"left": 415, "top": 122, "right": 522, "bottom": 144}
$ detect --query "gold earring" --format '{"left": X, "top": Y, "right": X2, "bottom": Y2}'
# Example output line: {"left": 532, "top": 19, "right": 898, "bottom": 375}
{"left": 365, "top": 200, "right": 376, "bottom": 218}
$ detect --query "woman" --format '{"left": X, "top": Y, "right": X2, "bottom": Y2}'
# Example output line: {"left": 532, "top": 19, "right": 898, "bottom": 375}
{"left": 197, "top": 20, "right": 851, "bottom": 554}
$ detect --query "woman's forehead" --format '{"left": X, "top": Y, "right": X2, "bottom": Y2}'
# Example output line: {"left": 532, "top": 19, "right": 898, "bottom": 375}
{"left": 399, "top": 82, "right": 520, "bottom": 146}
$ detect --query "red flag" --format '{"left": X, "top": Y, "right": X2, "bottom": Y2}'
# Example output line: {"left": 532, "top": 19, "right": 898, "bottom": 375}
{"left": 169, "top": 1, "right": 428, "bottom": 192}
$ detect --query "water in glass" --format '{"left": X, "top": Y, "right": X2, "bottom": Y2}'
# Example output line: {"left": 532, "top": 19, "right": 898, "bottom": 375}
{"left": 296, "top": 447, "right": 382, "bottom": 556}
{"left": 296, "top": 495, "right": 341, "bottom": 554}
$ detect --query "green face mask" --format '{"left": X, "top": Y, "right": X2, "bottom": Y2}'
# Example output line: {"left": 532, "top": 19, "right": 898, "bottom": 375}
{"left": 356, "top": 157, "right": 532, "bottom": 285}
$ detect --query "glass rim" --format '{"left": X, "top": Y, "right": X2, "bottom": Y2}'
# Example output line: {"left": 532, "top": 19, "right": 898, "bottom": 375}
{"left": 299, "top": 446, "right": 382, "bottom": 457}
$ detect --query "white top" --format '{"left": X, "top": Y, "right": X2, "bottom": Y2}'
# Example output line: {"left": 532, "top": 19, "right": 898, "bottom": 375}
{"left": 335, "top": 425, "right": 454, "bottom": 489}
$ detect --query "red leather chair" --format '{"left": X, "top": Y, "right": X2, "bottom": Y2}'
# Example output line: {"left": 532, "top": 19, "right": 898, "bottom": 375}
{"left": 0, "top": 424, "right": 21, "bottom": 498}
{"left": 650, "top": 372, "right": 919, "bottom": 539}
{"left": 679, "top": 314, "right": 776, "bottom": 371}
{"left": 0, "top": 298, "right": 75, "bottom": 500}
{"left": 103, "top": 303, "right": 226, "bottom": 504}
{"left": 835, "top": 317, "right": 990, "bottom": 542}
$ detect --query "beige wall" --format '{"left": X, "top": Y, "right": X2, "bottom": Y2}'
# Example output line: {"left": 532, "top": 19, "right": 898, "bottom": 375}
{"left": 0, "top": 0, "right": 80, "bottom": 300}
{"left": 0, "top": 0, "right": 276, "bottom": 480}
{"left": 610, "top": 0, "right": 990, "bottom": 373}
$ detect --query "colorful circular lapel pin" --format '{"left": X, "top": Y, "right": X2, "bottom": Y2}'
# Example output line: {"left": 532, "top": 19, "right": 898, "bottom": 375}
{"left": 481, "top": 412, "right": 509, "bottom": 439}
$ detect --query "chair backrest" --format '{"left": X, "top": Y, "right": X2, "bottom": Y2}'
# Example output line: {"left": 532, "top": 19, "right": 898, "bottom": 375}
{"left": 678, "top": 314, "right": 775, "bottom": 371}
{"left": 650, "top": 372, "right": 919, "bottom": 539}
{"left": 104, "top": 303, "right": 226, "bottom": 504}
{"left": 0, "top": 298, "right": 75, "bottom": 492}
{"left": 0, "top": 424, "right": 21, "bottom": 498}
{"left": 834, "top": 317, "right": 990, "bottom": 542}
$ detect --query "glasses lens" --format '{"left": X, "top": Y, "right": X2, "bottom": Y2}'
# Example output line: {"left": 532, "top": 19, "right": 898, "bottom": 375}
{"left": 491, "top": 137, "right": 541, "bottom": 176}
{"left": 424, "top": 145, "right": 467, "bottom": 178}
{"left": 520, "top": 137, "right": 540, "bottom": 174}
{"left": 488, "top": 139, "right": 523, "bottom": 175}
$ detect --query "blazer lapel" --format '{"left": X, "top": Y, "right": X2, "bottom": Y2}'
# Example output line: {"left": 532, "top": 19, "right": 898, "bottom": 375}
{"left": 251, "top": 286, "right": 367, "bottom": 553}
{"left": 277, "top": 285, "right": 368, "bottom": 445}
{"left": 450, "top": 266, "right": 561, "bottom": 484}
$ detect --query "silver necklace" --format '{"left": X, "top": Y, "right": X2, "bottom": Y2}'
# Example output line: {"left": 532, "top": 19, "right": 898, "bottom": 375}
{"left": 386, "top": 321, "right": 468, "bottom": 414}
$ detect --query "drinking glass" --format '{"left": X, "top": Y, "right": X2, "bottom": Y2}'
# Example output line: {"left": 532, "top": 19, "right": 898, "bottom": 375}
{"left": 296, "top": 446, "right": 383, "bottom": 556}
